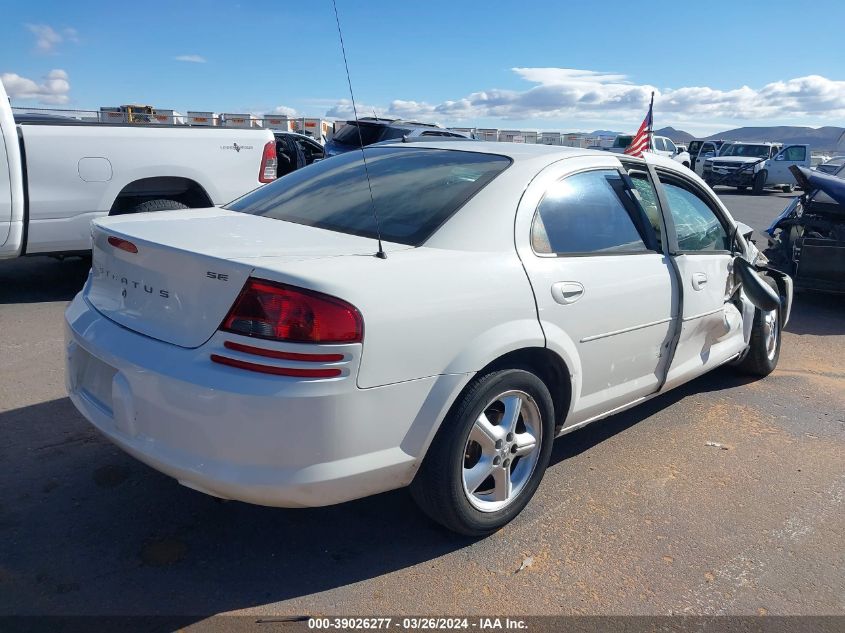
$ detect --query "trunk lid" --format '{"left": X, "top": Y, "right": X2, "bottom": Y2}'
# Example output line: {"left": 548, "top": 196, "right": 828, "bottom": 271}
{"left": 86, "top": 208, "right": 390, "bottom": 348}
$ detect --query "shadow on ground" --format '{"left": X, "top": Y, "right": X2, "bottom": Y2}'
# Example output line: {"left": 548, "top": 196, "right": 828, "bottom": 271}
{"left": 0, "top": 255, "right": 90, "bottom": 304}
{"left": 784, "top": 291, "right": 845, "bottom": 336}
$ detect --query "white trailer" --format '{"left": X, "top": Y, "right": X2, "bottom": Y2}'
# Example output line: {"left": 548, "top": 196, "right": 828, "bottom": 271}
{"left": 520, "top": 131, "right": 538, "bottom": 144}
{"left": 498, "top": 130, "right": 524, "bottom": 143}
{"left": 263, "top": 115, "right": 294, "bottom": 131}
{"left": 151, "top": 110, "right": 185, "bottom": 125}
{"left": 563, "top": 134, "right": 586, "bottom": 148}
{"left": 475, "top": 128, "right": 498, "bottom": 142}
{"left": 222, "top": 113, "right": 262, "bottom": 129}
{"left": 186, "top": 111, "right": 218, "bottom": 126}
{"left": 539, "top": 132, "right": 562, "bottom": 145}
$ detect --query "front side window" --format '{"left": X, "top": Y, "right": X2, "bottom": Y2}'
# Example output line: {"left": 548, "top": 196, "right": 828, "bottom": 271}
{"left": 531, "top": 170, "right": 650, "bottom": 255}
{"left": 653, "top": 137, "right": 666, "bottom": 151}
{"left": 661, "top": 179, "right": 730, "bottom": 252}
{"left": 226, "top": 147, "right": 510, "bottom": 246}
{"left": 664, "top": 139, "right": 677, "bottom": 153}
{"left": 782, "top": 146, "right": 807, "bottom": 161}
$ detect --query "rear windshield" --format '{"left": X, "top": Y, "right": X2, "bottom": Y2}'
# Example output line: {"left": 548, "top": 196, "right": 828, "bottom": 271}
{"left": 226, "top": 147, "right": 511, "bottom": 246}
{"left": 332, "top": 122, "right": 385, "bottom": 146}
{"left": 613, "top": 135, "right": 633, "bottom": 149}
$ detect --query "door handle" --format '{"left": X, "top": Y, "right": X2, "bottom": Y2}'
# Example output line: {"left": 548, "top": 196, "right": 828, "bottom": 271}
{"left": 551, "top": 281, "right": 585, "bottom": 305}
{"left": 692, "top": 272, "right": 708, "bottom": 291}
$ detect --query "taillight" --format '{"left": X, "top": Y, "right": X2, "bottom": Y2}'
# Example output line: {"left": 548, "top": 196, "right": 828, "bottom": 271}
{"left": 107, "top": 236, "right": 138, "bottom": 253}
{"left": 259, "top": 140, "right": 277, "bottom": 183}
{"left": 221, "top": 278, "right": 363, "bottom": 343}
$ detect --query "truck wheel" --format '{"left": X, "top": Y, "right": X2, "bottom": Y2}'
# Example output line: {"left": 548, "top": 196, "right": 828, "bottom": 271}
{"left": 735, "top": 276, "right": 781, "bottom": 377}
{"left": 752, "top": 171, "right": 766, "bottom": 195}
{"left": 131, "top": 199, "right": 189, "bottom": 214}
{"left": 781, "top": 184, "right": 795, "bottom": 193}
{"left": 410, "top": 369, "right": 555, "bottom": 536}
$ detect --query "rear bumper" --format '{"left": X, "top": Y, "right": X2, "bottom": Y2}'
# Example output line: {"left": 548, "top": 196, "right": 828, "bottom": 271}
{"left": 65, "top": 292, "right": 470, "bottom": 507}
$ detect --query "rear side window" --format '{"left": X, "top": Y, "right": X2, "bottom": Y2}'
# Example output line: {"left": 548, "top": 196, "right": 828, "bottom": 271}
{"left": 226, "top": 147, "right": 511, "bottom": 246}
{"left": 531, "top": 170, "right": 650, "bottom": 255}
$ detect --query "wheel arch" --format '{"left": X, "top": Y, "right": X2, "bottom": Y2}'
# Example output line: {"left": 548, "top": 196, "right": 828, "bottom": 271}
{"left": 108, "top": 176, "right": 214, "bottom": 215}
{"left": 404, "top": 345, "right": 574, "bottom": 489}
{"left": 476, "top": 347, "right": 573, "bottom": 433}
{"left": 420, "top": 345, "right": 574, "bottom": 455}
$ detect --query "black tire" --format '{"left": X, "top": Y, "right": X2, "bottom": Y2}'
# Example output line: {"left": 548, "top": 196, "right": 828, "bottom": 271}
{"left": 736, "top": 185, "right": 748, "bottom": 192}
{"left": 131, "top": 199, "right": 189, "bottom": 213}
{"left": 735, "top": 276, "right": 782, "bottom": 377}
{"left": 752, "top": 171, "right": 766, "bottom": 195}
{"left": 410, "top": 369, "right": 555, "bottom": 536}
{"left": 781, "top": 184, "right": 794, "bottom": 193}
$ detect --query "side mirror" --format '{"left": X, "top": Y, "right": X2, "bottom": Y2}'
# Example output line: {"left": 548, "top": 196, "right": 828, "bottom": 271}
{"left": 775, "top": 155, "right": 785, "bottom": 161}
{"left": 733, "top": 257, "right": 780, "bottom": 311}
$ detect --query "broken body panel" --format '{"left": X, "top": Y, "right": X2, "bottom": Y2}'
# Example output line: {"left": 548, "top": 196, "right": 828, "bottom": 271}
{"left": 765, "top": 166, "right": 845, "bottom": 293}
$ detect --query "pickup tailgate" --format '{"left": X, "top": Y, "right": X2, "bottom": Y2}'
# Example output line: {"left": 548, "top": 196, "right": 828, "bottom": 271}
{"left": 86, "top": 208, "right": 382, "bottom": 348}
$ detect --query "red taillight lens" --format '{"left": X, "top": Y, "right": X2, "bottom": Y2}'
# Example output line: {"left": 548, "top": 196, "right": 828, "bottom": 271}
{"left": 107, "top": 236, "right": 138, "bottom": 253}
{"left": 258, "top": 140, "right": 277, "bottom": 183}
{"left": 221, "top": 279, "right": 363, "bottom": 343}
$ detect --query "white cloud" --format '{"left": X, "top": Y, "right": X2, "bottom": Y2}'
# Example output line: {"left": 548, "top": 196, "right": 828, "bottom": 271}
{"left": 1, "top": 69, "right": 71, "bottom": 105}
{"left": 325, "top": 99, "right": 389, "bottom": 119}
{"left": 321, "top": 68, "right": 845, "bottom": 129}
{"left": 174, "top": 54, "right": 206, "bottom": 63}
{"left": 272, "top": 105, "right": 298, "bottom": 116}
{"left": 26, "top": 24, "right": 78, "bottom": 54}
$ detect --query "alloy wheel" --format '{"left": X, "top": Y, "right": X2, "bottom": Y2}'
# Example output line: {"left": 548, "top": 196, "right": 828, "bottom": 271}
{"left": 462, "top": 390, "right": 543, "bottom": 512}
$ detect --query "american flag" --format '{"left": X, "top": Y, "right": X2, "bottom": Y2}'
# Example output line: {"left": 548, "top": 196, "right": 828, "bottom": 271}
{"left": 624, "top": 94, "right": 654, "bottom": 157}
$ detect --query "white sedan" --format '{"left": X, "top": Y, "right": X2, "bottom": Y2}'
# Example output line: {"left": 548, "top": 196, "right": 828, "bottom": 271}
{"left": 65, "top": 141, "right": 792, "bottom": 535}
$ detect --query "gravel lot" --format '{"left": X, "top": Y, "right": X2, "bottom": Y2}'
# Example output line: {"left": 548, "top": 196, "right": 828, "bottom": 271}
{"left": 1, "top": 189, "right": 843, "bottom": 621}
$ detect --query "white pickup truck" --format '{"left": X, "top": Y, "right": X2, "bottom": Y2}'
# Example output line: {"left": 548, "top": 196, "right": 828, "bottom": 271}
{"left": 0, "top": 80, "right": 277, "bottom": 259}
{"left": 702, "top": 142, "right": 811, "bottom": 194}
{"left": 606, "top": 134, "right": 691, "bottom": 168}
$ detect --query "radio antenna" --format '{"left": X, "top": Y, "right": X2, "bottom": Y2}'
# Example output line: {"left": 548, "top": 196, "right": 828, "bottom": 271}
{"left": 331, "top": 0, "right": 386, "bottom": 259}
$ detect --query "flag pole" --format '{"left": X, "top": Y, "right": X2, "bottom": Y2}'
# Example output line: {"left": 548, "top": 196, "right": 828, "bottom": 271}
{"left": 648, "top": 91, "right": 654, "bottom": 143}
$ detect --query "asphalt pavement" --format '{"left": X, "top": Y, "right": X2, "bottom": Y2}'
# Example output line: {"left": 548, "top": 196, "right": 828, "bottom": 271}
{"left": 0, "top": 189, "right": 842, "bottom": 623}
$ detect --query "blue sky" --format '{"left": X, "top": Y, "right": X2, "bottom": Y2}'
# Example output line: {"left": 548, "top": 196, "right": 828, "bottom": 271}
{"left": 3, "top": 0, "right": 845, "bottom": 136}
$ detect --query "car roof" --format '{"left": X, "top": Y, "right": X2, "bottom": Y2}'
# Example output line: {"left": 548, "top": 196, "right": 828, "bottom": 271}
{"left": 376, "top": 140, "right": 699, "bottom": 176}
{"left": 377, "top": 139, "right": 595, "bottom": 162}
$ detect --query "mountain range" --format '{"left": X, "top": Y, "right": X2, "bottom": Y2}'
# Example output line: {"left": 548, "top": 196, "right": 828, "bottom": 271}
{"left": 652, "top": 126, "right": 845, "bottom": 151}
